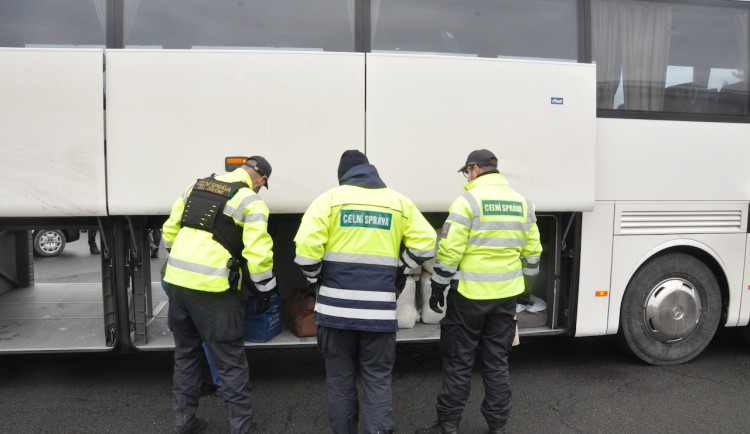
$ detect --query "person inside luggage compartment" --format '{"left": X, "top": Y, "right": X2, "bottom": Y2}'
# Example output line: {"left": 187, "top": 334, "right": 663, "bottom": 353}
{"left": 294, "top": 150, "right": 437, "bottom": 434}
{"left": 415, "top": 149, "right": 542, "bottom": 434}
{"left": 162, "top": 155, "right": 277, "bottom": 434}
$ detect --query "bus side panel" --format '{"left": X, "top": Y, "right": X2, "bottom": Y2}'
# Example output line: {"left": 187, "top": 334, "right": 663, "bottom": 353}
{"left": 365, "top": 54, "right": 596, "bottom": 212}
{"left": 596, "top": 119, "right": 750, "bottom": 202}
{"left": 739, "top": 235, "right": 750, "bottom": 327}
{"left": 575, "top": 202, "right": 615, "bottom": 337}
{"left": 608, "top": 229, "right": 747, "bottom": 334}
{"left": 0, "top": 48, "right": 107, "bottom": 217}
{"left": 105, "top": 50, "right": 365, "bottom": 215}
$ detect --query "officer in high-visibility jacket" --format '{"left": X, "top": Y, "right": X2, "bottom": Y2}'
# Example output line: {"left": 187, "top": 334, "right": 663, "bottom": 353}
{"left": 294, "top": 150, "right": 437, "bottom": 434}
{"left": 162, "top": 156, "right": 277, "bottom": 434}
{"left": 416, "top": 149, "right": 542, "bottom": 434}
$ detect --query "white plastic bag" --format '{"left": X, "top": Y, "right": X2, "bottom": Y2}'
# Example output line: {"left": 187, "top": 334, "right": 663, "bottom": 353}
{"left": 396, "top": 275, "right": 418, "bottom": 328}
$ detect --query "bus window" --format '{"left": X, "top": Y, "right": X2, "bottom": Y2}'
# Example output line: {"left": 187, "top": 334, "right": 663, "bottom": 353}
{"left": 593, "top": 0, "right": 749, "bottom": 117}
{"left": 124, "top": 0, "right": 355, "bottom": 52}
{"left": 371, "top": 0, "right": 577, "bottom": 61}
{"left": 0, "top": 0, "right": 105, "bottom": 48}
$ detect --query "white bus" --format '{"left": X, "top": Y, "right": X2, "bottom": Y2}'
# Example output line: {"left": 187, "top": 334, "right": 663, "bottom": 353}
{"left": 0, "top": 0, "right": 747, "bottom": 365}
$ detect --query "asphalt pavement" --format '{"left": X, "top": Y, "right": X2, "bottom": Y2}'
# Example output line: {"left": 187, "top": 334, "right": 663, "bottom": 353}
{"left": 1, "top": 329, "right": 749, "bottom": 433}
{"left": 7, "top": 232, "right": 750, "bottom": 433}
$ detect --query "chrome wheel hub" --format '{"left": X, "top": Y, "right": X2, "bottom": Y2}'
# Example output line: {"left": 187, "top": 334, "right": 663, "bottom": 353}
{"left": 644, "top": 278, "right": 701, "bottom": 343}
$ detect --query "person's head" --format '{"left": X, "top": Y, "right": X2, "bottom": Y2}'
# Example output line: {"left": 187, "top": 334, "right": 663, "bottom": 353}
{"left": 337, "top": 149, "right": 370, "bottom": 181}
{"left": 242, "top": 155, "right": 272, "bottom": 193}
{"left": 458, "top": 149, "right": 498, "bottom": 182}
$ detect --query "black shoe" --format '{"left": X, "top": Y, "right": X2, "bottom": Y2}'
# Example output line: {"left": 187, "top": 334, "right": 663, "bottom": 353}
{"left": 90, "top": 247, "right": 101, "bottom": 254}
{"left": 178, "top": 417, "right": 207, "bottom": 434}
{"left": 488, "top": 427, "right": 506, "bottom": 434}
{"left": 415, "top": 420, "right": 459, "bottom": 434}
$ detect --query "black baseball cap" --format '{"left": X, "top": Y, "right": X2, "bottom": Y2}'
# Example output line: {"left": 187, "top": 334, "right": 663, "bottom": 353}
{"left": 458, "top": 149, "right": 498, "bottom": 173}
{"left": 245, "top": 155, "right": 272, "bottom": 189}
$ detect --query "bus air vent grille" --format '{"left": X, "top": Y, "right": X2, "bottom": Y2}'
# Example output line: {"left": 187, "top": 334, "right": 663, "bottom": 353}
{"left": 619, "top": 210, "right": 743, "bottom": 235}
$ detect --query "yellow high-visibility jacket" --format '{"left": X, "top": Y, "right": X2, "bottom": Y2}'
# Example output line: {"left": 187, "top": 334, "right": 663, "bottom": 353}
{"left": 432, "top": 172, "right": 542, "bottom": 300}
{"left": 294, "top": 164, "right": 436, "bottom": 332}
{"left": 162, "top": 168, "right": 275, "bottom": 293}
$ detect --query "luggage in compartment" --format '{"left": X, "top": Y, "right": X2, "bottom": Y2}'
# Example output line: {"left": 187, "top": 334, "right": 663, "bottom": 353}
{"left": 396, "top": 275, "right": 419, "bottom": 328}
{"left": 281, "top": 288, "right": 318, "bottom": 338}
{"left": 244, "top": 294, "right": 282, "bottom": 342}
{"left": 516, "top": 295, "right": 547, "bottom": 329}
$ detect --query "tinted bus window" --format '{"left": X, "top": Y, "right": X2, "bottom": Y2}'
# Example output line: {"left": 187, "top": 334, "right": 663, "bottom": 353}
{"left": 593, "top": 0, "right": 749, "bottom": 116}
{"left": 0, "top": 0, "right": 105, "bottom": 48}
{"left": 124, "top": 0, "right": 355, "bottom": 51}
{"left": 371, "top": 0, "right": 578, "bottom": 61}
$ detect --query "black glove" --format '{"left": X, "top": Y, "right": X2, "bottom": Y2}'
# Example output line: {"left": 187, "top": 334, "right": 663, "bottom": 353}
{"left": 516, "top": 291, "right": 531, "bottom": 306}
{"left": 395, "top": 264, "right": 409, "bottom": 298}
{"left": 255, "top": 292, "right": 271, "bottom": 314}
{"left": 395, "top": 274, "right": 407, "bottom": 296}
{"left": 255, "top": 287, "right": 278, "bottom": 314}
{"left": 517, "top": 274, "right": 537, "bottom": 306}
{"left": 429, "top": 280, "right": 448, "bottom": 313}
{"left": 304, "top": 279, "right": 320, "bottom": 295}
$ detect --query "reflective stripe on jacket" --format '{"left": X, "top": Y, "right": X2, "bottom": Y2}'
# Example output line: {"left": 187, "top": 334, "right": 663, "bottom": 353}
{"left": 162, "top": 168, "right": 275, "bottom": 293}
{"left": 433, "top": 172, "right": 542, "bottom": 300}
{"left": 294, "top": 165, "right": 436, "bottom": 332}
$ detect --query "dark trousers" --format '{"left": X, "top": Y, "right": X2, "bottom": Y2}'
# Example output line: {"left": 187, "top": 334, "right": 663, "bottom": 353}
{"left": 317, "top": 326, "right": 397, "bottom": 434}
{"left": 436, "top": 289, "right": 517, "bottom": 429}
{"left": 168, "top": 283, "right": 254, "bottom": 434}
{"left": 152, "top": 228, "right": 162, "bottom": 246}
{"left": 87, "top": 230, "right": 98, "bottom": 248}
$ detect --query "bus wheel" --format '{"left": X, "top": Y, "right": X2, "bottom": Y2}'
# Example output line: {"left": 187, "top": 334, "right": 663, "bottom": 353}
{"left": 620, "top": 253, "right": 721, "bottom": 365}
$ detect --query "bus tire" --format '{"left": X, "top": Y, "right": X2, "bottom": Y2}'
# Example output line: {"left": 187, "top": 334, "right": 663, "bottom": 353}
{"left": 619, "top": 253, "right": 721, "bottom": 365}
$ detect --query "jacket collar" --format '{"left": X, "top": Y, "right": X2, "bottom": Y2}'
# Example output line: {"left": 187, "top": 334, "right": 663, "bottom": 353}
{"left": 463, "top": 171, "right": 508, "bottom": 192}
{"left": 339, "top": 164, "right": 387, "bottom": 189}
{"left": 219, "top": 168, "right": 254, "bottom": 188}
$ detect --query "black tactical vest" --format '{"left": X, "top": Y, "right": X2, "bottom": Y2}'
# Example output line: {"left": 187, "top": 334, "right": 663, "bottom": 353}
{"left": 181, "top": 175, "right": 248, "bottom": 259}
